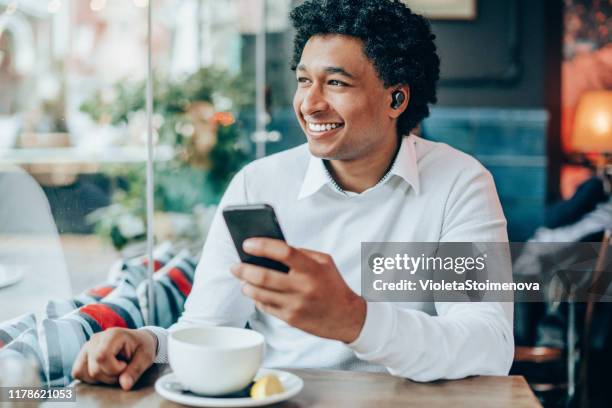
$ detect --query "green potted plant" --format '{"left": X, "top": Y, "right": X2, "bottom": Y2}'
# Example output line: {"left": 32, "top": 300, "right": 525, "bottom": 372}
{"left": 81, "top": 67, "right": 252, "bottom": 249}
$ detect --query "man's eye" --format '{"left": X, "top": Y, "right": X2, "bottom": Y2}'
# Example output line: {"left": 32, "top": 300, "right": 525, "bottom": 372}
{"left": 328, "top": 79, "right": 347, "bottom": 87}
{"left": 297, "top": 77, "right": 311, "bottom": 84}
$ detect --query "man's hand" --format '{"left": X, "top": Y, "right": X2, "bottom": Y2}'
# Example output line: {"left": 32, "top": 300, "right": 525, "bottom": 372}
{"left": 71, "top": 328, "right": 157, "bottom": 391}
{"left": 231, "top": 238, "right": 366, "bottom": 344}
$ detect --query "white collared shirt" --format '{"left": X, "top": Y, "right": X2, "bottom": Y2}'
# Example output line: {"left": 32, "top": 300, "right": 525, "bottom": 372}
{"left": 146, "top": 134, "right": 514, "bottom": 381}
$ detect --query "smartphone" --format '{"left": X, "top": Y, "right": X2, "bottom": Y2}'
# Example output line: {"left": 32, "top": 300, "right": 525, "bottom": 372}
{"left": 222, "top": 204, "right": 290, "bottom": 273}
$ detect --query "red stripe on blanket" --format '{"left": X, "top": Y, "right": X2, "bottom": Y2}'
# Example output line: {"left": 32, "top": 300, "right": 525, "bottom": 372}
{"left": 143, "top": 259, "right": 163, "bottom": 272}
{"left": 87, "top": 286, "right": 115, "bottom": 298}
{"left": 80, "top": 304, "right": 128, "bottom": 330}
{"left": 167, "top": 267, "right": 192, "bottom": 296}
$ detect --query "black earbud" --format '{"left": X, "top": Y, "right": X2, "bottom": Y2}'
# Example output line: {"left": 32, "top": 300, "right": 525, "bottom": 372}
{"left": 391, "top": 90, "right": 405, "bottom": 109}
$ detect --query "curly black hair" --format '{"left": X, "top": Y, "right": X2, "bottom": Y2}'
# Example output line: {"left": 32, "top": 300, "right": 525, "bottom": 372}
{"left": 290, "top": 0, "right": 440, "bottom": 135}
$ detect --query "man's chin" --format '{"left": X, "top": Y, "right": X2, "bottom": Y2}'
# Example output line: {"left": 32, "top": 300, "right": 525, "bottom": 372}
{"left": 306, "top": 139, "right": 337, "bottom": 160}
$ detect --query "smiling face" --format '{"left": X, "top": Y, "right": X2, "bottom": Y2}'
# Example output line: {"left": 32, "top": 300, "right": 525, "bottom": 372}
{"left": 293, "top": 34, "right": 403, "bottom": 161}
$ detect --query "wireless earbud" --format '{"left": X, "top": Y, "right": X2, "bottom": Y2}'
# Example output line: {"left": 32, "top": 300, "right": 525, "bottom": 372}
{"left": 391, "top": 91, "right": 405, "bottom": 109}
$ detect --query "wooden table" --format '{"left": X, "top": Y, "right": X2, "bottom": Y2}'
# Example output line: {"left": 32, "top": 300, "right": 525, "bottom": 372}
{"left": 46, "top": 365, "right": 542, "bottom": 408}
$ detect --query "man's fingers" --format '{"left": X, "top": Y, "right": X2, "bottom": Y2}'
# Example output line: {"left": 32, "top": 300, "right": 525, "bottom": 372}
{"left": 72, "top": 348, "right": 94, "bottom": 384}
{"left": 73, "top": 349, "right": 119, "bottom": 385}
{"left": 92, "top": 350, "right": 128, "bottom": 376}
{"left": 71, "top": 329, "right": 157, "bottom": 390}
{"left": 299, "top": 248, "right": 333, "bottom": 265}
{"left": 242, "top": 238, "right": 316, "bottom": 271}
{"left": 241, "top": 282, "right": 288, "bottom": 308}
{"left": 231, "top": 263, "right": 294, "bottom": 291}
{"left": 254, "top": 300, "right": 283, "bottom": 318}
{"left": 88, "top": 371, "right": 119, "bottom": 385}
{"left": 87, "top": 342, "right": 128, "bottom": 377}
{"left": 118, "top": 346, "right": 154, "bottom": 391}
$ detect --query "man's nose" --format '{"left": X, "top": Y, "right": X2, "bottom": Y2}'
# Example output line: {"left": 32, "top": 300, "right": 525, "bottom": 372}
{"left": 300, "top": 85, "right": 329, "bottom": 116}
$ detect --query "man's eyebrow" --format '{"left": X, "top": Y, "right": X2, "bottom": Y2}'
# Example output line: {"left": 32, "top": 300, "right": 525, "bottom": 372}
{"left": 296, "top": 64, "right": 355, "bottom": 79}
{"left": 324, "top": 66, "right": 355, "bottom": 78}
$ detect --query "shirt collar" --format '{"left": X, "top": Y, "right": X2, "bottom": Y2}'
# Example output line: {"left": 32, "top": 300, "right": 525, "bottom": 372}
{"left": 390, "top": 134, "right": 421, "bottom": 195}
{"left": 297, "top": 134, "right": 420, "bottom": 200}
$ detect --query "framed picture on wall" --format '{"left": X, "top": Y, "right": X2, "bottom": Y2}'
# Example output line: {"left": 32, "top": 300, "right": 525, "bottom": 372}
{"left": 403, "top": 0, "right": 477, "bottom": 20}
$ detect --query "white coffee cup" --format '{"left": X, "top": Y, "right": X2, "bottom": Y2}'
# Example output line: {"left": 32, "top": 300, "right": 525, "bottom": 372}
{"left": 168, "top": 326, "right": 264, "bottom": 395}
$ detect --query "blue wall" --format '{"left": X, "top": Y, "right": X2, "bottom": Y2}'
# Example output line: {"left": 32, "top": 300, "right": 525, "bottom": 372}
{"left": 422, "top": 108, "right": 548, "bottom": 242}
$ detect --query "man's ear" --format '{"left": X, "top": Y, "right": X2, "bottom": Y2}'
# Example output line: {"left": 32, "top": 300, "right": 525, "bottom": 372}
{"left": 387, "top": 85, "right": 410, "bottom": 119}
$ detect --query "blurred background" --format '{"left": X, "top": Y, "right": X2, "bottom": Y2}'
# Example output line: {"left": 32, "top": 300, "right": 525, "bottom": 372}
{"left": 0, "top": 0, "right": 610, "bottom": 406}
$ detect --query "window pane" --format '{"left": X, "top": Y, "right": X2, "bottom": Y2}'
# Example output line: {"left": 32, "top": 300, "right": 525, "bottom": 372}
{"left": 0, "top": 0, "right": 149, "bottom": 320}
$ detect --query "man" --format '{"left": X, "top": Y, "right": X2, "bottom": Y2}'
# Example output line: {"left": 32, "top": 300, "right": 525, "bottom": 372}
{"left": 72, "top": 0, "right": 513, "bottom": 391}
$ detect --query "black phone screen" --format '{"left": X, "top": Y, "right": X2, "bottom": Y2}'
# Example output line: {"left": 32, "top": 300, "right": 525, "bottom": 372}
{"left": 222, "top": 204, "right": 289, "bottom": 273}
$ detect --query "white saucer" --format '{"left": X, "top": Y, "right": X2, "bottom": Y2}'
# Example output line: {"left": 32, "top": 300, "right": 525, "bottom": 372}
{"left": 155, "top": 368, "right": 304, "bottom": 407}
{"left": 0, "top": 265, "right": 24, "bottom": 289}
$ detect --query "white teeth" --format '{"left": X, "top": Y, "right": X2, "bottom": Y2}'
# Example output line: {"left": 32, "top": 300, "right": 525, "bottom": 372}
{"left": 307, "top": 122, "right": 342, "bottom": 132}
